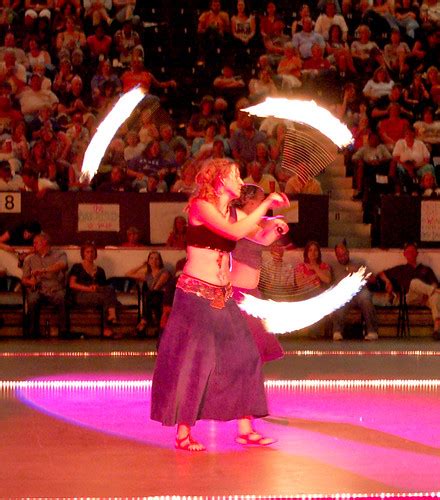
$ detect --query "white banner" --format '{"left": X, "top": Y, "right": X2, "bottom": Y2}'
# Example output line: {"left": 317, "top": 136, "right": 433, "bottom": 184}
{"left": 421, "top": 200, "right": 440, "bottom": 241}
{"left": 78, "top": 204, "right": 120, "bottom": 232}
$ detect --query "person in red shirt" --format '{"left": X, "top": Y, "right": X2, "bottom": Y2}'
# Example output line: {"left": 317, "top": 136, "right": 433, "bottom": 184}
{"left": 86, "top": 21, "right": 112, "bottom": 63}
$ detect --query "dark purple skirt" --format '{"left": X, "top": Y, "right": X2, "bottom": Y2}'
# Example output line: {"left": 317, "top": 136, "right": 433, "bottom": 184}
{"left": 150, "top": 287, "right": 268, "bottom": 426}
{"left": 232, "top": 286, "right": 284, "bottom": 363}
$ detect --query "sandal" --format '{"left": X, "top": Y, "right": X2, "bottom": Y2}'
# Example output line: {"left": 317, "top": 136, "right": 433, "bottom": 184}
{"left": 175, "top": 434, "right": 206, "bottom": 452}
{"left": 235, "top": 432, "right": 276, "bottom": 446}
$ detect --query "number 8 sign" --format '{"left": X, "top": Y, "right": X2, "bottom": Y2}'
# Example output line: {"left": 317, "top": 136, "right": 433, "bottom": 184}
{"left": 0, "top": 192, "right": 21, "bottom": 213}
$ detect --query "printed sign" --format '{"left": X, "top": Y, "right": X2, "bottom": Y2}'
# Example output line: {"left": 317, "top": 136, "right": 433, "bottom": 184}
{"left": 0, "top": 192, "right": 21, "bottom": 213}
{"left": 78, "top": 204, "right": 120, "bottom": 232}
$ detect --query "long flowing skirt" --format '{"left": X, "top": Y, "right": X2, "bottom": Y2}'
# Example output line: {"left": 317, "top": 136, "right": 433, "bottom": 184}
{"left": 232, "top": 286, "right": 284, "bottom": 363}
{"left": 151, "top": 287, "right": 268, "bottom": 426}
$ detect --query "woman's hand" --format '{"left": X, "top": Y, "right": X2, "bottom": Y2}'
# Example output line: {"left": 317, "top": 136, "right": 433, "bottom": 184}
{"left": 266, "top": 192, "right": 290, "bottom": 209}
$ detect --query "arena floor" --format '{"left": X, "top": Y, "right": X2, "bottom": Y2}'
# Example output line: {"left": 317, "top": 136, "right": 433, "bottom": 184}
{"left": 1, "top": 335, "right": 440, "bottom": 499}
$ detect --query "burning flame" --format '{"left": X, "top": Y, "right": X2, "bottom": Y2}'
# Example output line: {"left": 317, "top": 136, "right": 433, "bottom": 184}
{"left": 239, "top": 268, "right": 368, "bottom": 334}
{"left": 243, "top": 97, "right": 352, "bottom": 148}
{"left": 80, "top": 86, "right": 146, "bottom": 182}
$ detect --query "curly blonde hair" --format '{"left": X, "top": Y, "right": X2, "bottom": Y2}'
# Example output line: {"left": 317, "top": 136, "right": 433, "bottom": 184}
{"left": 187, "top": 158, "right": 237, "bottom": 208}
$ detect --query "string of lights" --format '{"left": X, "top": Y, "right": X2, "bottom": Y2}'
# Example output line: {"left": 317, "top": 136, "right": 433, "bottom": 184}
{"left": 1, "top": 349, "right": 440, "bottom": 358}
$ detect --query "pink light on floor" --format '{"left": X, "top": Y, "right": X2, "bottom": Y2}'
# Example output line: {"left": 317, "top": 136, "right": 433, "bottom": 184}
{"left": 10, "top": 371, "right": 440, "bottom": 494}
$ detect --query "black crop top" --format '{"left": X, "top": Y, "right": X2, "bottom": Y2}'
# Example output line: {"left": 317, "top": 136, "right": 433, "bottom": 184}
{"left": 186, "top": 223, "right": 236, "bottom": 252}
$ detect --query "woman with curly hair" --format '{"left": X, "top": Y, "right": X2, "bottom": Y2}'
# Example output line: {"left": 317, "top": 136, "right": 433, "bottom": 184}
{"left": 151, "top": 158, "right": 289, "bottom": 451}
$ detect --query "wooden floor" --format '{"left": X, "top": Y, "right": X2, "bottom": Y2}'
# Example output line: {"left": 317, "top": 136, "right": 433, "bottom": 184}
{"left": 1, "top": 335, "right": 440, "bottom": 499}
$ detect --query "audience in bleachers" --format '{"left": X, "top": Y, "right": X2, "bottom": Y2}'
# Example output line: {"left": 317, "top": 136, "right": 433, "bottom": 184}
{"left": 0, "top": 0, "right": 436, "bottom": 216}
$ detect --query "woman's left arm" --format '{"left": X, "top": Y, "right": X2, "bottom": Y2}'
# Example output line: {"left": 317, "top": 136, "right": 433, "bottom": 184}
{"left": 152, "top": 269, "right": 171, "bottom": 290}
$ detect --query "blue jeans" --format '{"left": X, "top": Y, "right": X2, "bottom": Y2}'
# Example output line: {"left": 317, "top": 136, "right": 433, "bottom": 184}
{"left": 332, "top": 287, "right": 378, "bottom": 334}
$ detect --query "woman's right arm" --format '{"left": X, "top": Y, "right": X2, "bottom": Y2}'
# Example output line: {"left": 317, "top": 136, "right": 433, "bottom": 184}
{"left": 192, "top": 193, "right": 289, "bottom": 241}
{"left": 125, "top": 263, "right": 147, "bottom": 280}
{"left": 69, "top": 274, "right": 95, "bottom": 292}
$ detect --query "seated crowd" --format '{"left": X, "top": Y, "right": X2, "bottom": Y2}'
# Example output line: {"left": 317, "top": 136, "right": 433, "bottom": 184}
{"left": 2, "top": 222, "right": 440, "bottom": 341}
{"left": 0, "top": 0, "right": 436, "bottom": 210}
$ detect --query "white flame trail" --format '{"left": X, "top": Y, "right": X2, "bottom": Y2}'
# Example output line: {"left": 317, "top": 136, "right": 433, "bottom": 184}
{"left": 80, "top": 87, "right": 146, "bottom": 182}
{"left": 239, "top": 268, "right": 368, "bottom": 334}
{"left": 243, "top": 97, "right": 352, "bottom": 148}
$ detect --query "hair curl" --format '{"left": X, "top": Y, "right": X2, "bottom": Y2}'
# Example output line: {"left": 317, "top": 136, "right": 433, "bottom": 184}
{"left": 187, "top": 158, "right": 237, "bottom": 208}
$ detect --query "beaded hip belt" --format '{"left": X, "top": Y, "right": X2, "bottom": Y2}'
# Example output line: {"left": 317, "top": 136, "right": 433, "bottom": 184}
{"left": 176, "top": 273, "right": 232, "bottom": 309}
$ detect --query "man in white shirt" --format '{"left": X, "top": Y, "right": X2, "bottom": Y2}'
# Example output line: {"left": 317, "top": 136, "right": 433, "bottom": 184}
{"left": 392, "top": 126, "right": 434, "bottom": 194}
{"left": 315, "top": 1, "right": 348, "bottom": 41}
{"left": 17, "top": 73, "right": 59, "bottom": 119}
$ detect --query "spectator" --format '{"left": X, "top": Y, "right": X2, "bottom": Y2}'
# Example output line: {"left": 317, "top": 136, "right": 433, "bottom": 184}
{"left": 395, "top": 0, "right": 420, "bottom": 39}
{"left": 248, "top": 67, "right": 278, "bottom": 101}
{"left": 213, "top": 64, "right": 246, "bottom": 92}
{"left": 362, "top": 66, "right": 394, "bottom": 103}
{"left": 126, "top": 250, "right": 173, "bottom": 337}
{"left": 120, "top": 56, "right": 176, "bottom": 94}
{"left": 332, "top": 240, "right": 379, "bottom": 341}
{"left": 259, "top": 2, "right": 280, "bottom": 38}
{"left": 314, "top": 0, "right": 348, "bottom": 41}
{"left": 21, "top": 232, "right": 68, "bottom": 338}
{"left": 402, "top": 72, "right": 430, "bottom": 118}
{"left": 158, "top": 123, "right": 188, "bottom": 164}
{"left": 350, "top": 24, "right": 380, "bottom": 75}
{"left": 55, "top": 16, "right": 86, "bottom": 59}
{"left": 414, "top": 106, "right": 440, "bottom": 157}
{"left": 378, "top": 241, "right": 440, "bottom": 339}
{"left": 230, "top": 112, "right": 267, "bottom": 165}
{"left": 187, "top": 95, "right": 219, "bottom": 140}
{"left": 113, "top": 18, "right": 142, "bottom": 67}
{"left": 391, "top": 125, "right": 434, "bottom": 194}
{"left": 419, "top": 0, "right": 440, "bottom": 30}
{"left": 263, "top": 19, "right": 289, "bottom": 68}
{"left": 138, "top": 106, "right": 159, "bottom": 145}
{"left": 197, "top": 0, "right": 230, "bottom": 66}
{"left": 0, "top": 32, "right": 27, "bottom": 66}
{"left": 291, "top": 4, "right": 314, "bottom": 35}
{"left": 166, "top": 215, "right": 187, "bottom": 249}
{"left": 292, "top": 16, "right": 326, "bottom": 60}
{"left": 351, "top": 130, "right": 392, "bottom": 199}
{"left": 83, "top": 0, "right": 112, "bottom": 27}
{"left": 121, "top": 226, "right": 145, "bottom": 247}
{"left": 91, "top": 58, "right": 122, "bottom": 103}
{"left": 123, "top": 130, "right": 145, "bottom": 162}
{"left": 96, "top": 164, "right": 133, "bottom": 192}
{"left": 383, "top": 29, "right": 410, "bottom": 79}
{"left": 26, "top": 38, "right": 52, "bottom": 73}
{"left": 0, "top": 49, "right": 26, "bottom": 94}
{"left": 17, "top": 73, "right": 59, "bottom": 120}
{"left": 68, "top": 241, "right": 121, "bottom": 338}
{"left": 86, "top": 21, "right": 112, "bottom": 63}
{"left": 243, "top": 160, "right": 280, "bottom": 193}
{"left": 294, "top": 240, "right": 332, "bottom": 297}
{"left": 0, "top": 159, "right": 23, "bottom": 190}
{"left": 113, "top": 0, "right": 137, "bottom": 24}
{"left": 277, "top": 43, "right": 302, "bottom": 91}
{"left": 231, "top": 0, "right": 256, "bottom": 68}
{"left": 21, "top": 166, "right": 59, "bottom": 193}
{"left": 171, "top": 160, "right": 198, "bottom": 194}
{"left": 378, "top": 102, "right": 410, "bottom": 151}
{"left": 325, "top": 24, "right": 356, "bottom": 78}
